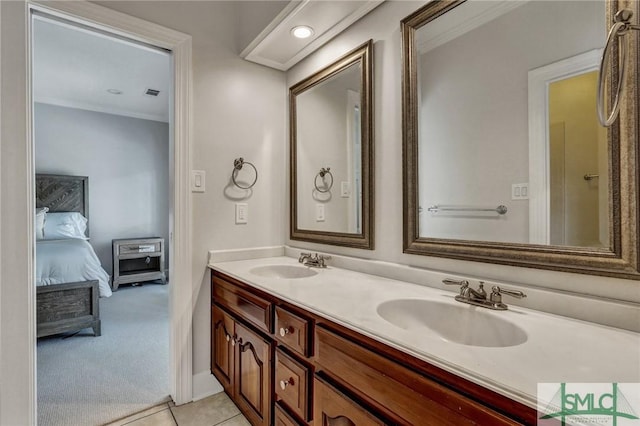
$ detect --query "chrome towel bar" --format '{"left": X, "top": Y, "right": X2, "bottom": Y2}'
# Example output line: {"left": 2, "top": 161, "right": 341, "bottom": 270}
{"left": 427, "top": 205, "right": 508, "bottom": 215}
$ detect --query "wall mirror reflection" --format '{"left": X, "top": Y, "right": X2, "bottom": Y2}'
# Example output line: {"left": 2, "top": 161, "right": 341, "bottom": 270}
{"left": 402, "top": 0, "right": 640, "bottom": 278}
{"left": 290, "top": 40, "right": 374, "bottom": 249}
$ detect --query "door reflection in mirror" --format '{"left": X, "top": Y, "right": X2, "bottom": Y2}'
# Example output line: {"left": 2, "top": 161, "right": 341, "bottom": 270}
{"left": 548, "top": 71, "right": 609, "bottom": 247}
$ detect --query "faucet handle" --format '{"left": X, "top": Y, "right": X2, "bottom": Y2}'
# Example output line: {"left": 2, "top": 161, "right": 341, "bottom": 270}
{"left": 490, "top": 285, "right": 527, "bottom": 302}
{"left": 442, "top": 278, "right": 469, "bottom": 287}
{"left": 443, "top": 278, "right": 469, "bottom": 297}
{"left": 317, "top": 254, "right": 331, "bottom": 267}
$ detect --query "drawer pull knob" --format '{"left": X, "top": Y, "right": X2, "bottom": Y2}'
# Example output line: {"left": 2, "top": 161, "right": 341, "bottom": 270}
{"left": 279, "top": 378, "right": 294, "bottom": 390}
{"left": 279, "top": 326, "right": 293, "bottom": 337}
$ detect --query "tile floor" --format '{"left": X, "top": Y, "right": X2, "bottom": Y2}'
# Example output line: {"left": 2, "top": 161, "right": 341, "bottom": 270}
{"left": 106, "top": 392, "right": 250, "bottom": 426}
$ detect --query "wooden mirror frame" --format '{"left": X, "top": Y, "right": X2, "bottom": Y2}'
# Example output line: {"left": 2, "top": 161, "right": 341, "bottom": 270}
{"left": 290, "top": 40, "right": 374, "bottom": 249}
{"left": 401, "top": 0, "right": 640, "bottom": 279}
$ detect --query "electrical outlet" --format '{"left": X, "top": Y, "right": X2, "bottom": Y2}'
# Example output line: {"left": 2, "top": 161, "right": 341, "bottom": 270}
{"left": 235, "top": 203, "right": 248, "bottom": 224}
{"left": 316, "top": 204, "right": 325, "bottom": 222}
{"left": 512, "top": 183, "right": 529, "bottom": 200}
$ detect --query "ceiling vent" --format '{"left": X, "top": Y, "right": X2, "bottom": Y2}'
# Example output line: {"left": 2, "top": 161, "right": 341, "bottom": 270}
{"left": 144, "top": 88, "right": 160, "bottom": 97}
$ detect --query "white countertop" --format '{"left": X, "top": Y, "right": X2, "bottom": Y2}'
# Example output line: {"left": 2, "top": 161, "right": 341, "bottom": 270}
{"left": 209, "top": 256, "right": 640, "bottom": 409}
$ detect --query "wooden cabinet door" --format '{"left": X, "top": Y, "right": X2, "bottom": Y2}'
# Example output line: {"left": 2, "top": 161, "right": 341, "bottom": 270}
{"left": 314, "top": 377, "right": 388, "bottom": 426}
{"left": 234, "top": 322, "right": 273, "bottom": 426}
{"left": 212, "top": 305, "right": 235, "bottom": 394}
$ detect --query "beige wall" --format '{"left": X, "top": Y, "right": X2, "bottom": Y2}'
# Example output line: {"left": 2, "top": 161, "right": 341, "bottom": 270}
{"left": 286, "top": 0, "right": 638, "bottom": 303}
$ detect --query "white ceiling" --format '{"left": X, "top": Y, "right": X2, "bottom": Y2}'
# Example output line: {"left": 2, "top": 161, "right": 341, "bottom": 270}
{"left": 33, "top": 16, "right": 171, "bottom": 123}
{"left": 241, "top": 0, "right": 384, "bottom": 71}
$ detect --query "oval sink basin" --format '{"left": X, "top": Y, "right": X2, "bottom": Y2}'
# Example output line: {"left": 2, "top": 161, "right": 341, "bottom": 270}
{"left": 377, "top": 299, "right": 527, "bottom": 348}
{"left": 249, "top": 265, "right": 318, "bottom": 279}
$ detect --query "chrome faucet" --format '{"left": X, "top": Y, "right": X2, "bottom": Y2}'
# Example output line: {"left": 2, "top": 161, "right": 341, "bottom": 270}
{"left": 443, "top": 278, "right": 526, "bottom": 310}
{"left": 298, "top": 252, "right": 331, "bottom": 268}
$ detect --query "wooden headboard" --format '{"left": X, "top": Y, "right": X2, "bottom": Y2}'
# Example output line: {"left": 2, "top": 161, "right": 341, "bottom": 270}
{"left": 35, "top": 174, "right": 89, "bottom": 235}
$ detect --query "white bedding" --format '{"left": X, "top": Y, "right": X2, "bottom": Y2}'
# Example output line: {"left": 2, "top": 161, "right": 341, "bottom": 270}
{"left": 36, "top": 239, "right": 112, "bottom": 297}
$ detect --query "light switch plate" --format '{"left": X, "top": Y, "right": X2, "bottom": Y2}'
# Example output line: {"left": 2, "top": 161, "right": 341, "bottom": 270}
{"left": 191, "top": 170, "right": 205, "bottom": 193}
{"left": 316, "top": 204, "right": 325, "bottom": 222}
{"left": 512, "top": 183, "right": 529, "bottom": 200}
{"left": 340, "top": 181, "right": 351, "bottom": 198}
{"left": 235, "top": 203, "right": 248, "bottom": 224}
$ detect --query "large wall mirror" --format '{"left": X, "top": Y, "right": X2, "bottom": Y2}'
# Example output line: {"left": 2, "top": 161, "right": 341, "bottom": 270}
{"left": 290, "top": 40, "right": 374, "bottom": 249}
{"left": 402, "top": 0, "right": 640, "bottom": 278}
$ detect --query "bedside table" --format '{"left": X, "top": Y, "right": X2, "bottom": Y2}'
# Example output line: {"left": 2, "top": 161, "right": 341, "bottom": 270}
{"left": 112, "top": 237, "right": 166, "bottom": 290}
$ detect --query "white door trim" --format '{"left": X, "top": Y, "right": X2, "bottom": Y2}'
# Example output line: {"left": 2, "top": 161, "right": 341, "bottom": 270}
{"left": 28, "top": 0, "right": 194, "bottom": 409}
{"left": 527, "top": 49, "right": 601, "bottom": 244}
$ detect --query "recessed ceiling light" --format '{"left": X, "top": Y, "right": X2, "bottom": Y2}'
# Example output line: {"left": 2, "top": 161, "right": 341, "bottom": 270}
{"left": 291, "top": 25, "right": 314, "bottom": 39}
{"left": 107, "top": 89, "right": 123, "bottom": 95}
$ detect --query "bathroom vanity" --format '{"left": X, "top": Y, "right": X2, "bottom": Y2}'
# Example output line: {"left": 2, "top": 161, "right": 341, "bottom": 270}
{"left": 210, "top": 256, "right": 639, "bottom": 426}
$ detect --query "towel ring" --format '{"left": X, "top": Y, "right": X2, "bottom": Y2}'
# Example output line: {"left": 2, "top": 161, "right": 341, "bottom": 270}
{"left": 314, "top": 167, "right": 334, "bottom": 193}
{"left": 232, "top": 158, "right": 258, "bottom": 189}
{"left": 597, "top": 9, "right": 639, "bottom": 127}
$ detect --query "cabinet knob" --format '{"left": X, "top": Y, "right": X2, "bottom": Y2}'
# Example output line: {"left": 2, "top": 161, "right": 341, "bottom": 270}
{"left": 231, "top": 335, "right": 237, "bottom": 346}
{"left": 225, "top": 334, "right": 230, "bottom": 343}
{"left": 279, "top": 326, "right": 293, "bottom": 337}
{"left": 279, "top": 378, "right": 294, "bottom": 390}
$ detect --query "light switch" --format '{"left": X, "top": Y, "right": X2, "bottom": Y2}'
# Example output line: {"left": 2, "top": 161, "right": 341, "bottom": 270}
{"left": 316, "top": 204, "right": 325, "bottom": 222}
{"left": 512, "top": 183, "right": 529, "bottom": 200}
{"left": 341, "top": 181, "right": 351, "bottom": 198}
{"left": 235, "top": 203, "right": 248, "bottom": 224}
{"left": 191, "top": 170, "right": 205, "bottom": 193}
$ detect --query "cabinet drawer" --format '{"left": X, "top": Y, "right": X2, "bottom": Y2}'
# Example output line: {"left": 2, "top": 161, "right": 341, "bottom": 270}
{"left": 275, "top": 402, "right": 303, "bottom": 426}
{"left": 118, "top": 241, "right": 161, "bottom": 254}
{"left": 275, "top": 306, "right": 311, "bottom": 356}
{"left": 315, "top": 326, "right": 520, "bottom": 425}
{"left": 213, "top": 277, "right": 272, "bottom": 333}
{"left": 314, "top": 376, "right": 387, "bottom": 425}
{"left": 275, "top": 348, "right": 311, "bottom": 421}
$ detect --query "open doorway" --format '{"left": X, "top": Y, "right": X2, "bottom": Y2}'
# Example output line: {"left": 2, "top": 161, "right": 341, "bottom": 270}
{"left": 32, "top": 12, "right": 173, "bottom": 425}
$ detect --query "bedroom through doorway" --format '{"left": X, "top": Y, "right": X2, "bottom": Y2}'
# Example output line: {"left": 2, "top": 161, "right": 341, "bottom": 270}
{"left": 32, "top": 12, "right": 173, "bottom": 426}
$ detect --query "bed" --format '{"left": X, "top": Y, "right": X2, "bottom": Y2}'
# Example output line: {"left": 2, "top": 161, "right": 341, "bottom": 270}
{"left": 36, "top": 174, "right": 109, "bottom": 338}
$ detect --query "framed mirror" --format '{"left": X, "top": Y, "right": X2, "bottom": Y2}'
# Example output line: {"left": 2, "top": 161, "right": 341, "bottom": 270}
{"left": 290, "top": 40, "right": 374, "bottom": 249}
{"left": 402, "top": 1, "right": 640, "bottom": 279}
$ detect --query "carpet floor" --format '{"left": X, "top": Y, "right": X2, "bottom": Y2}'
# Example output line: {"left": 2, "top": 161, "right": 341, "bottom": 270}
{"left": 37, "top": 283, "right": 170, "bottom": 426}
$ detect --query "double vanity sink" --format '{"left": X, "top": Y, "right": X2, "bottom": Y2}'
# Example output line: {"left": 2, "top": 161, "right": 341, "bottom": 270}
{"left": 251, "top": 263, "right": 526, "bottom": 348}
{"left": 211, "top": 256, "right": 640, "bottom": 411}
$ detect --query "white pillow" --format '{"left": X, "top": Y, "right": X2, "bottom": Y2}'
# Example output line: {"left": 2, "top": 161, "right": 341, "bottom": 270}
{"left": 35, "top": 207, "right": 48, "bottom": 240}
{"left": 43, "top": 212, "right": 88, "bottom": 240}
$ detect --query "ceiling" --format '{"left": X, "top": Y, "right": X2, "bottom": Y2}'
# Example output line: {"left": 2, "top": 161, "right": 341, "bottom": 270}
{"left": 241, "top": 0, "right": 384, "bottom": 71}
{"left": 32, "top": 1, "right": 384, "bottom": 119}
{"left": 33, "top": 16, "right": 171, "bottom": 123}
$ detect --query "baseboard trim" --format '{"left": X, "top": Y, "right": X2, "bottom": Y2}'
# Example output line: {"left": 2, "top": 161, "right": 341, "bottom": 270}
{"left": 192, "top": 371, "right": 224, "bottom": 402}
